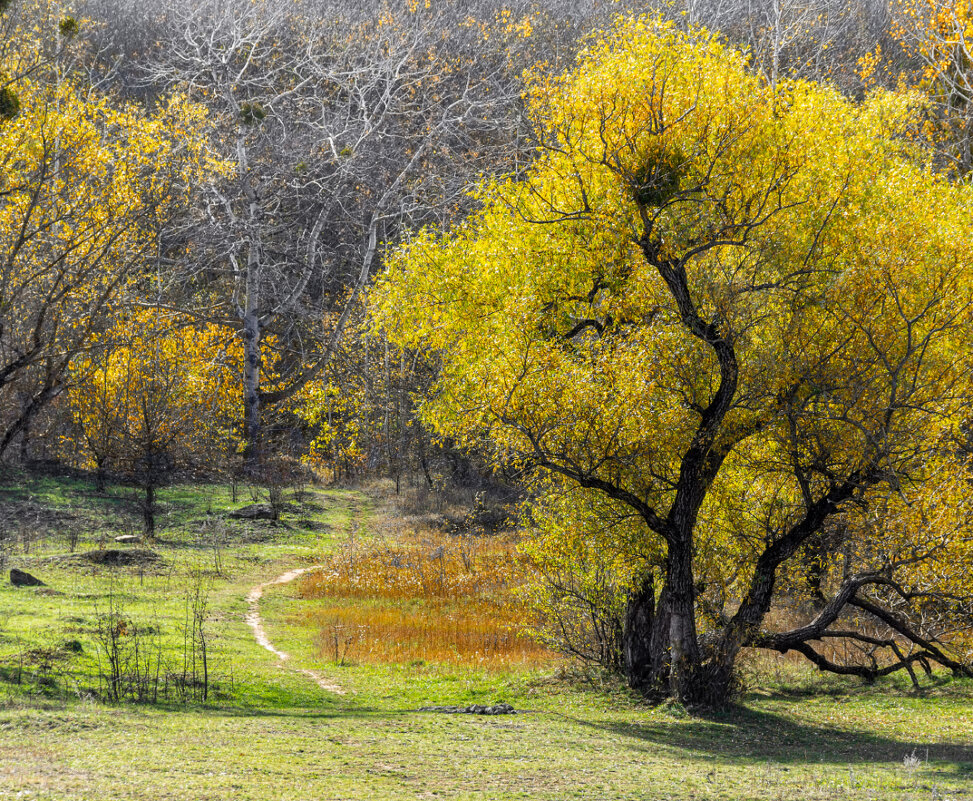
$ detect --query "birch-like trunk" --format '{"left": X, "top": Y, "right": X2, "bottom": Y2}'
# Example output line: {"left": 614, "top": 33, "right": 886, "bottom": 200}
{"left": 242, "top": 251, "right": 262, "bottom": 468}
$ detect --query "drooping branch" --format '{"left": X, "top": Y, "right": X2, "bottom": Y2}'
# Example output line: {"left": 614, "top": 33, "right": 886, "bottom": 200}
{"left": 782, "top": 640, "right": 931, "bottom": 682}
{"left": 849, "top": 594, "right": 973, "bottom": 678}
{"left": 752, "top": 571, "right": 886, "bottom": 650}
{"left": 726, "top": 467, "right": 880, "bottom": 640}
{"left": 748, "top": 569, "right": 973, "bottom": 681}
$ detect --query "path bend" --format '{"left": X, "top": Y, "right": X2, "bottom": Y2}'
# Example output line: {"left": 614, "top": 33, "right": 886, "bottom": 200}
{"left": 244, "top": 566, "right": 345, "bottom": 695}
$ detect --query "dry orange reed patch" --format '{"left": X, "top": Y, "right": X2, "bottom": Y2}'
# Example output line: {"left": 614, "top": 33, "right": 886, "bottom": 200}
{"left": 298, "top": 529, "right": 555, "bottom": 668}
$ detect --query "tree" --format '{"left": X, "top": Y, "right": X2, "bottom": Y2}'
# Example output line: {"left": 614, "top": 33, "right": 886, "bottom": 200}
{"left": 68, "top": 311, "right": 242, "bottom": 535}
{"left": 374, "top": 17, "right": 973, "bottom": 707}
{"left": 892, "top": 0, "right": 973, "bottom": 175}
{"left": 110, "top": 0, "right": 527, "bottom": 467}
{"left": 641, "top": 0, "right": 897, "bottom": 95}
{"left": 0, "top": 3, "right": 212, "bottom": 463}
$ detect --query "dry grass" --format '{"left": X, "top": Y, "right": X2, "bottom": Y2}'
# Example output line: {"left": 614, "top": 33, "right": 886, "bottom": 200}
{"left": 298, "top": 526, "right": 556, "bottom": 668}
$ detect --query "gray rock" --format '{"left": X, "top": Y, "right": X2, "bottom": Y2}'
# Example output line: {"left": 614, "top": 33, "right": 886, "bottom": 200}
{"left": 10, "top": 568, "right": 45, "bottom": 587}
{"left": 419, "top": 702, "right": 517, "bottom": 715}
{"left": 228, "top": 503, "right": 277, "bottom": 520}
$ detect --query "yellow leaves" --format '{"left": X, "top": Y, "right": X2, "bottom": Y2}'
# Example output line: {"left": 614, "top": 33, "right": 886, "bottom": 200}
{"left": 300, "top": 378, "right": 367, "bottom": 467}
{"left": 0, "top": 66, "right": 214, "bottom": 334}
{"left": 889, "top": 0, "right": 973, "bottom": 167}
{"left": 374, "top": 13, "right": 973, "bottom": 634}
{"left": 858, "top": 45, "right": 884, "bottom": 87}
{"left": 67, "top": 310, "right": 244, "bottom": 470}
{"left": 1, "top": 9, "right": 217, "bottom": 442}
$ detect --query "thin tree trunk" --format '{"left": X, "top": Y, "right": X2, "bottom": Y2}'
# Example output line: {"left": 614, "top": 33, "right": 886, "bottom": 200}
{"left": 623, "top": 573, "right": 656, "bottom": 690}
{"left": 417, "top": 428, "right": 434, "bottom": 490}
{"left": 18, "top": 412, "right": 30, "bottom": 464}
{"left": 143, "top": 483, "right": 156, "bottom": 539}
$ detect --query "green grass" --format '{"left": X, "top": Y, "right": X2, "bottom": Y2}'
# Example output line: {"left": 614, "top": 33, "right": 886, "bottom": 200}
{"left": 1, "top": 474, "right": 971, "bottom": 800}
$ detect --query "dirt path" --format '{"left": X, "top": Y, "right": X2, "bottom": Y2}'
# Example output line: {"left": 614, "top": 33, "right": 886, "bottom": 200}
{"left": 244, "top": 566, "right": 345, "bottom": 695}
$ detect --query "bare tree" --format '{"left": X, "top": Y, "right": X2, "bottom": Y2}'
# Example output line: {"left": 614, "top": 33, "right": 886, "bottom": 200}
{"left": 657, "top": 0, "right": 894, "bottom": 93}
{"left": 94, "top": 0, "right": 522, "bottom": 465}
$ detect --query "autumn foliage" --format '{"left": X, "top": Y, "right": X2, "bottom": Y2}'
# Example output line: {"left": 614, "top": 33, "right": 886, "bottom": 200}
{"left": 298, "top": 527, "right": 553, "bottom": 668}
{"left": 65, "top": 311, "right": 242, "bottom": 532}
{"left": 374, "top": 17, "right": 973, "bottom": 705}
{"left": 0, "top": 2, "right": 213, "bottom": 461}
{"left": 3, "top": 0, "right": 973, "bottom": 707}
{"left": 68, "top": 312, "right": 242, "bottom": 475}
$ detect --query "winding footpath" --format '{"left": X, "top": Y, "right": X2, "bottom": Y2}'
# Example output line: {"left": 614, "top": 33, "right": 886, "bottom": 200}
{"left": 244, "top": 566, "right": 346, "bottom": 695}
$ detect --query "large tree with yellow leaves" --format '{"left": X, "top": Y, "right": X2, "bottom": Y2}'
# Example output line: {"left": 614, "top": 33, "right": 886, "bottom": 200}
{"left": 374, "top": 17, "right": 973, "bottom": 707}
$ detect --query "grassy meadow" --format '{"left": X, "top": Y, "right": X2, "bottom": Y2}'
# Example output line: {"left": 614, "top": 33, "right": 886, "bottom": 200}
{"left": 0, "top": 472, "right": 971, "bottom": 800}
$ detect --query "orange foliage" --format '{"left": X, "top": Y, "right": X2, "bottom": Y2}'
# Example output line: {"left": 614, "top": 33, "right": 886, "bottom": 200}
{"left": 299, "top": 529, "right": 555, "bottom": 668}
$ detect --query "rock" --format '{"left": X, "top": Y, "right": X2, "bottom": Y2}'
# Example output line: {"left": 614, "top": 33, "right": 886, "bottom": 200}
{"left": 470, "top": 703, "right": 516, "bottom": 715}
{"left": 81, "top": 549, "right": 161, "bottom": 567}
{"left": 419, "top": 702, "right": 517, "bottom": 715}
{"left": 114, "top": 534, "right": 141, "bottom": 544}
{"left": 10, "top": 568, "right": 45, "bottom": 587}
{"left": 228, "top": 503, "right": 277, "bottom": 520}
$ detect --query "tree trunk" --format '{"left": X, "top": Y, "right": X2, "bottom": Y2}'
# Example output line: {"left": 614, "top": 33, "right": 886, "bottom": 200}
{"left": 18, "top": 413, "right": 30, "bottom": 465}
{"left": 417, "top": 428, "right": 434, "bottom": 490}
{"left": 238, "top": 129, "right": 264, "bottom": 472}
{"left": 665, "top": 539, "right": 704, "bottom": 704}
{"left": 242, "top": 306, "right": 261, "bottom": 469}
{"left": 623, "top": 573, "right": 656, "bottom": 690}
{"left": 143, "top": 483, "right": 156, "bottom": 539}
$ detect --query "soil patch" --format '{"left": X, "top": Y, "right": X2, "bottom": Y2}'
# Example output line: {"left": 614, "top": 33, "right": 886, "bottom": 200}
{"left": 74, "top": 549, "right": 162, "bottom": 567}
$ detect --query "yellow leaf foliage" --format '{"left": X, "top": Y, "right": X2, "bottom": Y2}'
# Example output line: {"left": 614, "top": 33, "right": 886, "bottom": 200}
{"left": 373, "top": 16, "right": 973, "bottom": 662}
{"left": 67, "top": 310, "right": 244, "bottom": 474}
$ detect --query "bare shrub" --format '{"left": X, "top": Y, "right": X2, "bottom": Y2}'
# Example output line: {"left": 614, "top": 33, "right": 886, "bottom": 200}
{"left": 520, "top": 557, "right": 626, "bottom": 674}
{"left": 93, "top": 577, "right": 163, "bottom": 703}
{"left": 18, "top": 520, "right": 34, "bottom": 554}
{"left": 93, "top": 570, "right": 214, "bottom": 704}
{"left": 64, "top": 522, "right": 82, "bottom": 553}
{"left": 320, "top": 619, "right": 359, "bottom": 666}
{"left": 197, "top": 517, "right": 227, "bottom": 576}
{"left": 177, "top": 568, "right": 210, "bottom": 702}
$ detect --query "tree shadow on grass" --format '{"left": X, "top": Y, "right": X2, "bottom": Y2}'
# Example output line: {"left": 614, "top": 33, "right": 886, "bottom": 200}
{"left": 558, "top": 703, "right": 973, "bottom": 767}
{"left": 164, "top": 702, "right": 387, "bottom": 722}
